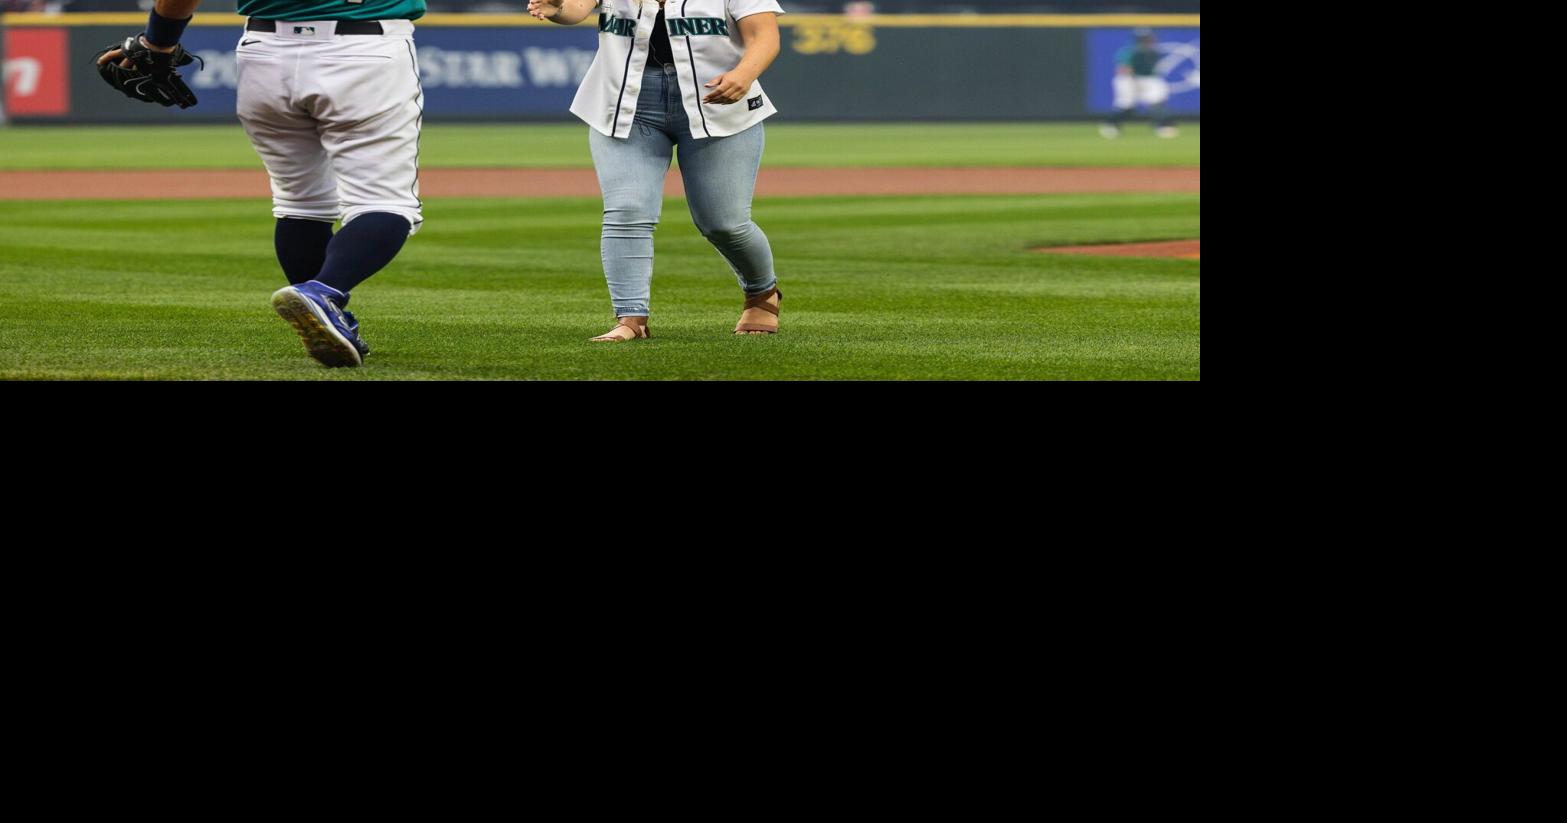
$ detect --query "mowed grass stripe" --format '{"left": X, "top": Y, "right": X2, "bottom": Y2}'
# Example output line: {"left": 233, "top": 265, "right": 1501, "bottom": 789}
{"left": 0, "top": 123, "right": 1201, "bottom": 171}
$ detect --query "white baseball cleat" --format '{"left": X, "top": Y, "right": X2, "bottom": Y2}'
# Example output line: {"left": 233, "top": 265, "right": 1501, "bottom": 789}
{"left": 1156, "top": 126, "right": 1180, "bottom": 139}
{"left": 1099, "top": 125, "right": 1122, "bottom": 140}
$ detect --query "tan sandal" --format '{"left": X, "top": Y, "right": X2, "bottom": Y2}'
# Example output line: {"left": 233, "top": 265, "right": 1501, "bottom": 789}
{"left": 590, "top": 317, "right": 651, "bottom": 343}
{"left": 735, "top": 288, "right": 782, "bottom": 335}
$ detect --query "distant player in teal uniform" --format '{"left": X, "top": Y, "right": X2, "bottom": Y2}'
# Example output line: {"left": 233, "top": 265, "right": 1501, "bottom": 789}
{"left": 1101, "top": 28, "right": 1179, "bottom": 140}
{"left": 94, "top": 0, "right": 427, "bottom": 368}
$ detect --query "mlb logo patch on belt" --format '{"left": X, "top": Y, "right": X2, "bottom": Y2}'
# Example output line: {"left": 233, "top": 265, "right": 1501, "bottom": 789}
{"left": 294, "top": 25, "right": 316, "bottom": 35}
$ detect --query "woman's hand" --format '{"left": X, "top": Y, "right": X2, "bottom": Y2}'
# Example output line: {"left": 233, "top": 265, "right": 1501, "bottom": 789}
{"left": 707, "top": 13, "right": 779, "bottom": 105}
{"left": 528, "top": 0, "right": 565, "bottom": 20}
{"left": 703, "top": 70, "right": 757, "bottom": 105}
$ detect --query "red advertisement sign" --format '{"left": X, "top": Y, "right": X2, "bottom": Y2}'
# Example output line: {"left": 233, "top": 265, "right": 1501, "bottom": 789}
{"left": 3, "top": 28, "right": 70, "bottom": 117}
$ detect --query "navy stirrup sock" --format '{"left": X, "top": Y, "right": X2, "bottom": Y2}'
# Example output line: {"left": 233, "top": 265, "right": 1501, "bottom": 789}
{"left": 315, "top": 213, "right": 411, "bottom": 295}
{"left": 275, "top": 218, "right": 334, "bottom": 286}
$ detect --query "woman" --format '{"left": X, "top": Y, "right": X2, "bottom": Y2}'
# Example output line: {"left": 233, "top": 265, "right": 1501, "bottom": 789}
{"left": 529, "top": 0, "right": 785, "bottom": 341}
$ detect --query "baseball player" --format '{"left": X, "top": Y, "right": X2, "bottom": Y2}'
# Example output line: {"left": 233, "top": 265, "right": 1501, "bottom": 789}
{"left": 94, "top": 0, "right": 425, "bottom": 368}
{"left": 1101, "top": 28, "right": 1179, "bottom": 140}
{"left": 530, "top": 0, "right": 785, "bottom": 341}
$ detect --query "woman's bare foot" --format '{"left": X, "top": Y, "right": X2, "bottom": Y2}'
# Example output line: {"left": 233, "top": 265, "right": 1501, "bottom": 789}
{"left": 590, "top": 316, "right": 651, "bottom": 343}
{"left": 735, "top": 288, "right": 781, "bottom": 335}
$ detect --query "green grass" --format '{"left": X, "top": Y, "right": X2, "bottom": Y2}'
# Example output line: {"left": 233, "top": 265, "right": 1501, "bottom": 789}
{"left": 0, "top": 193, "right": 1199, "bottom": 380}
{"left": 0, "top": 123, "right": 1200, "bottom": 171}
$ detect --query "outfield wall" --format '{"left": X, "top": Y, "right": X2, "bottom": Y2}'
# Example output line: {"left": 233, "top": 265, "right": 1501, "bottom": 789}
{"left": 0, "top": 13, "right": 1200, "bottom": 124}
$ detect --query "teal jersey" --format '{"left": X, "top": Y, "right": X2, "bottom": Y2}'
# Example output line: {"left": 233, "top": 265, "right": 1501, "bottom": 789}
{"left": 237, "top": 0, "right": 426, "bottom": 22}
{"left": 1115, "top": 44, "right": 1161, "bottom": 77}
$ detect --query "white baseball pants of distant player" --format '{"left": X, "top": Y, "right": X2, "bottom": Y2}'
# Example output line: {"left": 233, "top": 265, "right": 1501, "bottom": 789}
{"left": 235, "top": 19, "right": 423, "bottom": 234}
{"left": 1113, "top": 76, "right": 1170, "bottom": 109}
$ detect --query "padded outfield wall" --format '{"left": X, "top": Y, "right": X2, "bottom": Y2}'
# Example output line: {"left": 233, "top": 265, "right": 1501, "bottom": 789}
{"left": 0, "top": 13, "right": 1200, "bottom": 124}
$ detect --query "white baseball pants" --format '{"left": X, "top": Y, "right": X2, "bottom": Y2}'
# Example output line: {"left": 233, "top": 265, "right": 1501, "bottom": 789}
{"left": 235, "top": 19, "right": 423, "bottom": 233}
{"left": 1113, "top": 76, "right": 1171, "bottom": 109}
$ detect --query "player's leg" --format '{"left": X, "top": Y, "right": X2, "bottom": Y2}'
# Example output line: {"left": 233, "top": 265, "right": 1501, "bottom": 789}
{"left": 1105, "top": 75, "right": 1138, "bottom": 137}
{"left": 235, "top": 39, "right": 340, "bottom": 285}
{"left": 1151, "top": 104, "right": 1178, "bottom": 137}
{"left": 311, "top": 30, "right": 424, "bottom": 298}
{"left": 1141, "top": 78, "right": 1178, "bottom": 138}
{"left": 677, "top": 122, "right": 779, "bottom": 334}
{"left": 236, "top": 32, "right": 367, "bottom": 367}
{"left": 274, "top": 219, "right": 335, "bottom": 286}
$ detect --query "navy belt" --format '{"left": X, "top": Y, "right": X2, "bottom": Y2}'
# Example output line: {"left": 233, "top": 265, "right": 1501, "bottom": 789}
{"left": 246, "top": 18, "right": 386, "bottom": 35}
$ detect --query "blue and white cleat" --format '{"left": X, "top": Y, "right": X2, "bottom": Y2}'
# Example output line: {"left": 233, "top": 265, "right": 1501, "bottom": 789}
{"left": 271, "top": 280, "right": 368, "bottom": 368}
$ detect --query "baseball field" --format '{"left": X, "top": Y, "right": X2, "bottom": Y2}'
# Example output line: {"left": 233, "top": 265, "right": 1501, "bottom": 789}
{"left": 0, "top": 122, "right": 1200, "bottom": 381}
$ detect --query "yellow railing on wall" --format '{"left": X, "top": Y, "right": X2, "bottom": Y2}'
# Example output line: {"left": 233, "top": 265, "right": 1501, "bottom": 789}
{"left": 0, "top": 12, "right": 1200, "bottom": 28}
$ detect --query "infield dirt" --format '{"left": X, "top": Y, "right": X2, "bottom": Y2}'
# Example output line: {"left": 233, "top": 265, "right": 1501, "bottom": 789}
{"left": 1036, "top": 239, "right": 1201, "bottom": 260}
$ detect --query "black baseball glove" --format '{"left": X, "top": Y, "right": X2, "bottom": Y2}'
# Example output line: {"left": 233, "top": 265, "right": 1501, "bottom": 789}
{"left": 93, "top": 35, "right": 203, "bottom": 109}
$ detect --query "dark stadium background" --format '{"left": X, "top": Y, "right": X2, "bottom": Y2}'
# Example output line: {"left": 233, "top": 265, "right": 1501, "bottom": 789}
{"left": 4, "top": 1, "right": 1201, "bottom": 12}
{"left": 2, "top": 1, "right": 1202, "bottom": 123}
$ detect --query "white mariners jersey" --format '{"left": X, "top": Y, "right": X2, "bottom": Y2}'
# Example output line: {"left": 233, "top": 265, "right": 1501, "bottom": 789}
{"left": 571, "top": 0, "right": 786, "bottom": 140}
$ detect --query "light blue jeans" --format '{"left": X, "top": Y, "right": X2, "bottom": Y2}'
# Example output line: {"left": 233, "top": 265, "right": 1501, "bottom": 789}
{"left": 589, "top": 64, "right": 778, "bottom": 318}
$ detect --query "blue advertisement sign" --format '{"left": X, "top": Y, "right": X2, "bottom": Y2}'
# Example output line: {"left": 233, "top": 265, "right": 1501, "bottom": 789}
{"left": 1085, "top": 27, "right": 1201, "bottom": 115}
{"left": 175, "top": 25, "right": 599, "bottom": 119}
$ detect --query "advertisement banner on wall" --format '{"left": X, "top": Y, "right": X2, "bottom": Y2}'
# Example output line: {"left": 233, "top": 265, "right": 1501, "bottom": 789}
{"left": 1085, "top": 27, "right": 1200, "bottom": 115}
{"left": 165, "top": 24, "right": 599, "bottom": 120}
{"left": 3, "top": 27, "right": 71, "bottom": 116}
